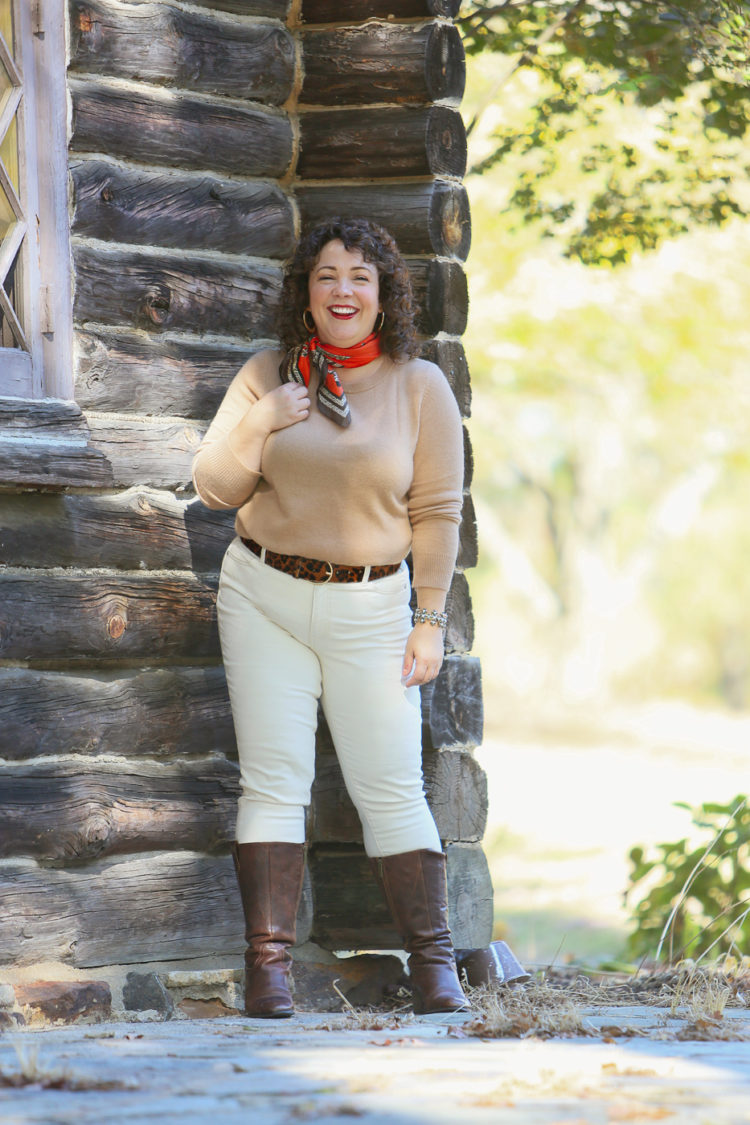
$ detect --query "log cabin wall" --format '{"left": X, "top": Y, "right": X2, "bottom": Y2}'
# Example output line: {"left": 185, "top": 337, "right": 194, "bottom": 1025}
{"left": 0, "top": 0, "right": 492, "bottom": 976}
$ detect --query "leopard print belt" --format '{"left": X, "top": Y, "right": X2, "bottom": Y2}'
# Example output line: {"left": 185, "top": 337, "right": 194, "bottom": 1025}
{"left": 241, "top": 537, "right": 402, "bottom": 584}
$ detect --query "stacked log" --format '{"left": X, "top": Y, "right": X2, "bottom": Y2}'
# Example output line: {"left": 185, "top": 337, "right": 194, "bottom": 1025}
{"left": 0, "top": 0, "right": 491, "bottom": 971}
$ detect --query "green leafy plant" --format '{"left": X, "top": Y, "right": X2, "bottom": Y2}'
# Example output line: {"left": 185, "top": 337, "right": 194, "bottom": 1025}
{"left": 625, "top": 797, "right": 750, "bottom": 961}
{"left": 460, "top": 1, "right": 750, "bottom": 263}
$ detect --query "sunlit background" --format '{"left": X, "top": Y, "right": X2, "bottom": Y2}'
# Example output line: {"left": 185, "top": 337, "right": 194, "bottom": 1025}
{"left": 462, "top": 26, "right": 750, "bottom": 966}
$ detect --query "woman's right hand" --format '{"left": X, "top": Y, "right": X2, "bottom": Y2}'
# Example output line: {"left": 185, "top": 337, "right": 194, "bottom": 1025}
{"left": 253, "top": 383, "right": 311, "bottom": 434}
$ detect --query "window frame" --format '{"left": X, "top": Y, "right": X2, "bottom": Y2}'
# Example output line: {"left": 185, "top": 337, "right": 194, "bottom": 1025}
{"left": 0, "top": 0, "right": 73, "bottom": 400}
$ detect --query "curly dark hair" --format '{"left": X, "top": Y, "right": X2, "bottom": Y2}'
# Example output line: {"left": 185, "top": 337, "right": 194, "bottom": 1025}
{"left": 277, "top": 217, "right": 419, "bottom": 362}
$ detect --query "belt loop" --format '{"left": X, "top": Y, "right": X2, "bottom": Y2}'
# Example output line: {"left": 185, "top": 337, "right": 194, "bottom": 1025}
{"left": 260, "top": 546, "right": 267, "bottom": 563}
{"left": 362, "top": 565, "right": 371, "bottom": 583}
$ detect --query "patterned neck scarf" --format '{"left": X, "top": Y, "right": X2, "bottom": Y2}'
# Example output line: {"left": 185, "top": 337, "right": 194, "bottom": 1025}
{"left": 279, "top": 332, "right": 382, "bottom": 427}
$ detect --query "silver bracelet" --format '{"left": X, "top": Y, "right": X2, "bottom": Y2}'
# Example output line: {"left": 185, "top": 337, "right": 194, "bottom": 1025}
{"left": 413, "top": 608, "right": 448, "bottom": 630}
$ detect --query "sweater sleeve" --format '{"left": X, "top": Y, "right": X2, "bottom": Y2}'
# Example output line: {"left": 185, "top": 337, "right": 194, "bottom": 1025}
{"left": 408, "top": 367, "right": 464, "bottom": 590}
{"left": 191, "top": 357, "right": 266, "bottom": 510}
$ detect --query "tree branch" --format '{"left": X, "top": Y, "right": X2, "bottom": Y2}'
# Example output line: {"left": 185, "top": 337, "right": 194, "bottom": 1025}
{"left": 465, "top": 0, "right": 588, "bottom": 139}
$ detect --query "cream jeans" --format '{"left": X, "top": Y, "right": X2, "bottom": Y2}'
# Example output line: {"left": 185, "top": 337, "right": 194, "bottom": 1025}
{"left": 216, "top": 537, "right": 441, "bottom": 857}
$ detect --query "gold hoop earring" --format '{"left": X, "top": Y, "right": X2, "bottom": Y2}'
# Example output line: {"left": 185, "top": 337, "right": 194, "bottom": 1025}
{"left": 375, "top": 311, "right": 385, "bottom": 333}
{"left": 303, "top": 309, "right": 316, "bottom": 334}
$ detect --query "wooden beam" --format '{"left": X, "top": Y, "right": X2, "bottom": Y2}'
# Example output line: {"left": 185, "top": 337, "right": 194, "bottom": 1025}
{"left": 0, "top": 650, "right": 476, "bottom": 764}
{"left": 445, "top": 570, "right": 474, "bottom": 655}
{"left": 298, "top": 106, "right": 466, "bottom": 179}
{"left": 74, "top": 330, "right": 253, "bottom": 418}
{"left": 0, "top": 854, "right": 245, "bottom": 967}
{"left": 0, "top": 398, "right": 114, "bottom": 490}
{"left": 302, "top": 0, "right": 461, "bottom": 19}
{"left": 70, "top": 78, "right": 293, "bottom": 178}
{"left": 297, "top": 182, "right": 471, "bottom": 260}
{"left": 0, "top": 666, "right": 234, "bottom": 762}
{"left": 300, "top": 23, "right": 465, "bottom": 106}
{"left": 308, "top": 843, "right": 492, "bottom": 951}
{"left": 310, "top": 747, "right": 487, "bottom": 846}
{"left": 187, "top": 0, "right": 290, "bottom": 14}
{"left": 421, "top": 654, "right": 484, "bottom": 750}
{"left": 0, "top": 489, "right": 234, "bottom": 571}
{"left": 0, "top": 758, "right": 240, "bottom": 863}
{"left": 0, "top": 571, "right": 219, "bottom": 664}
{"left": 71, "top": 161, "right": 295, "bottom": 258}
{"left": 73, "top": 243, "right": 282, "bottom": 339}
{"left": 70, "top": 0, "right": 294, "bottom": 104}
{"left": 84, "top": 415, "right": 205, "bottom": 489}
{"left": 409, "top": 258, "right": 468, "bottom": 337}
{"left": 420, "top": 339, "right": 471, "bottom": 418}
{"left": 0, "top": 440, "right": 114, "bottom": 490}
{"left": 458, "top": 492, "right": 479, "bottom": 571}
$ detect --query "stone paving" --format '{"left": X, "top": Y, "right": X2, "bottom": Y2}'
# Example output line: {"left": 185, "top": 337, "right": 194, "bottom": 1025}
{"left": 1, "top": 1007, "right": 749, "bottom": 1124}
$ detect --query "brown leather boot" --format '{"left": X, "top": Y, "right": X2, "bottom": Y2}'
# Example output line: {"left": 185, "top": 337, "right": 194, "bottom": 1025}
{"left": 371, "top": 849, "right": 470, "bottom": 1015}
{"left": 232, "top": 842, "right": 305, "bottom": 1018}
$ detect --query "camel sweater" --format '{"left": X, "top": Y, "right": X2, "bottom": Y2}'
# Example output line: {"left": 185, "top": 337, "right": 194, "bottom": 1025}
{"left": 191, "top": 348, "right": 464, "bottom": 591}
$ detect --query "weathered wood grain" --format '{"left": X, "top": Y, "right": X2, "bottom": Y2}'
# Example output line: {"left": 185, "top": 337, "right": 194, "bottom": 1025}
{"left": 444, "top": 570, "right": 474, "bottom": 655}
{"left": 443, "top": 843, "right": 494, "bottom": 951}
{"left": 70, "top": 78, "right": 293, "bottom": 177}
{"left": 298, "top": 182, "right": 471, "bottom": 259}
{"left": 409, "top": 258, "right": 468, "bottom": 337}
{"left": 0, "top": 397, "right": 88, "bottom": 431}
{"left": 308, "top": 843, "right": 492, "bottom": 950}
{"left": 0, "top": 571, "right": 219, "bottom": 664}
{"left": 0, "top": 398, "right": 114, "bottom": 490}
{"left": 302, "top": 0, "right": 460, "bottom": 19}
{"left": 0, "top": 667, "right": 234, "bottom": 762}
{"left": 0, "top": 647, "right": 476, "bottom": 766}
{"left": 301, "top": 23, "right": 465, "bottom": 106}
{"left": 73, "top": 244, "right": 282, "bottom": 339}
{"left": 71, "top": 162, "right": 295, "bottom": 258}
{"left": 70, "top": 0, "right": 295, "bottom": 103}
{"left": 420, "top": 339, "right": 471, "bottom": 418}
{"left": 458, "top": 492, "right": 479, "bottom": 571}
{"left": 4, "top": 749, "right": 484, "bottom": 862}
{"left": 421, "top": 654, "right": 484, "bottom": 750}
{"left": 0, "top": 440, "right": 114, "bottom": 491}
{"left": 0, "top": 489, "right": 233, "bottom": 571}
{"left": 0, "top": 759, "right": 239, "bottom": 862}
{"left": 75, "top": 331, "right": 253, "bottom": 418}
{"left": 0, "top": 851, "right": 312, "bottom": 967}
{"left": 84, "top": 416, "right": 205, "bottom": 489}
{"left": 180, "top": 0, "right": 289, "bottom": 14}
{"left": 423, "top": 751, "right": 488, "bottom": 844}
{"left": 310, "top": 748, "right": 487, "bottom": 845}
{"left": 462, "top": 423, "right": 475, "bottom": 490}
{"left": 0, "top": 854, "right": 230, "bottom": 967}
{"left": 298, "top": 106, "right": 466, "bottom": 179}
{"left": 308, "top": 849, "right": 398, "bottom": 949}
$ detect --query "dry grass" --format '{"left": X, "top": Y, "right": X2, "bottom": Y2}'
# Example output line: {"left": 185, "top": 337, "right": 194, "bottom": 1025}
{"left": 308, "top": 960, "right": 750, "bottom": 1040}
{"left": 0, "top": 1041, "right": 138, "bottom": 1091}
{"left": 541, "top": 957, "right": 750, "bottom": 1010}
{"left": 311, "top": 980, "right": 416, "bottom": 1032}
{"left": 463, "top": 980, "right": 595, "bottom": 1039}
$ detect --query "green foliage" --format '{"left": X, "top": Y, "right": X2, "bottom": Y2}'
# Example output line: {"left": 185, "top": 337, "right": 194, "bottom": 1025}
{"left": 625, "top": 797, "right": 750, "bottom": 961}
{"left": 460, "top": 1, "right": 750, "bottom": 264}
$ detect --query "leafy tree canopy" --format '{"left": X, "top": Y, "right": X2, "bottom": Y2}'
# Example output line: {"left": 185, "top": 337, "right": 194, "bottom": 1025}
{"left": 459, "top": 1, "right": 750, "bottom": 264}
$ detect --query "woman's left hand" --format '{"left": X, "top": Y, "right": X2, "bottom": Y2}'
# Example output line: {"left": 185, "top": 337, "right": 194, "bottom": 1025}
{"left": 401, "top": 624, "right": 444, "bottom": 686}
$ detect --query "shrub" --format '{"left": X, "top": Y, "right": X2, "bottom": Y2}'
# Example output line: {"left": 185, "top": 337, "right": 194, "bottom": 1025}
{"left": 625, "top": 796, "right": 750, "bottom": 962}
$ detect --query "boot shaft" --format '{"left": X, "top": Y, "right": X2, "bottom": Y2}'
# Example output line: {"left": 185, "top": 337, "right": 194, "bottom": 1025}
{"left": 232, "top": 842, "right": 306, "bottom": 949}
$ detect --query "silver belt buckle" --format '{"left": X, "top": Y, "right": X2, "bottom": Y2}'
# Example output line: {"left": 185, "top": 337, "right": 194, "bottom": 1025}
{"left": 321, "top": 560, "right": 334, "bottom": 583}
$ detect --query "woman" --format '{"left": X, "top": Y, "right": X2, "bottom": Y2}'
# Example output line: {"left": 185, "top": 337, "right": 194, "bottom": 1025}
{"left": 192, "top": 217, "right": 469, "bottom": 1018}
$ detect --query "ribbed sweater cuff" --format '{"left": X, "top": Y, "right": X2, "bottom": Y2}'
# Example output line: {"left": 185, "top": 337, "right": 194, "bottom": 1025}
{"left": 411, "top": 553, "right": 456, "bottom": 592}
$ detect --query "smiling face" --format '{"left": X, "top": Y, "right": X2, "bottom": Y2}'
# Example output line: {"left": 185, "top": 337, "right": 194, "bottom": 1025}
{"left": 307, "top": 240, "right": 381, "bottom": 349}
